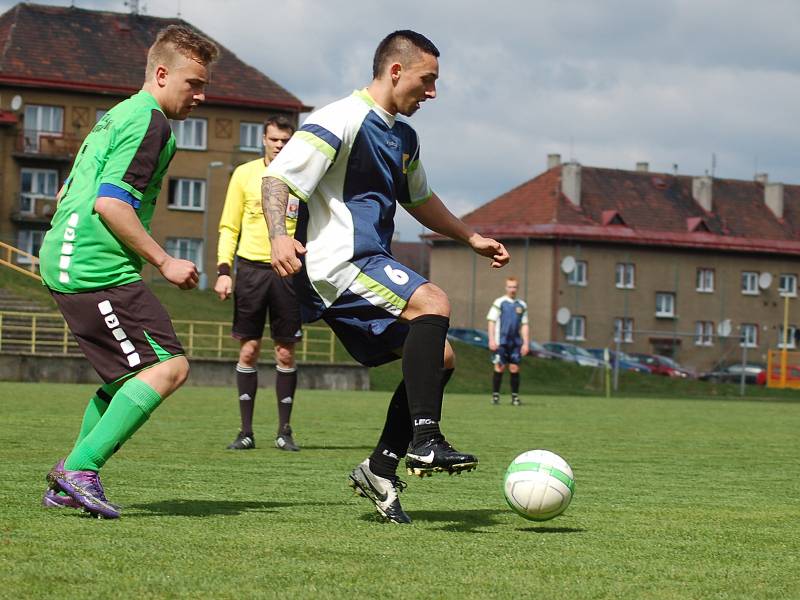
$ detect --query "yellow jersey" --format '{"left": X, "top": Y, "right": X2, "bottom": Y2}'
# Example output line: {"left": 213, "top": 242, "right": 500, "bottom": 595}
{"left": 216, "top": 157, "right": 298, "bottom": 266}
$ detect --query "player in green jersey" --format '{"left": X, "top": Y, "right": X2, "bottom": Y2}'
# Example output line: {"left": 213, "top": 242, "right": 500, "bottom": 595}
{"left": 40, "top": 25, "right": 219, "bottom": 518}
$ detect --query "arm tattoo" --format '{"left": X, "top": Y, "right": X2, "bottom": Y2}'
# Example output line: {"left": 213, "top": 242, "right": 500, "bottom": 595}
{"left": 261, "top": 177, "right": 290, "bottom": 239}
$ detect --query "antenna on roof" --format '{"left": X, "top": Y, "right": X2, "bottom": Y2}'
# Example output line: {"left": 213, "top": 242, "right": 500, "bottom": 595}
{"left": 124, "top": 0, "right": 146, "bottom": 14}
{"left": 753, "top": 155, "right": 759, "bottom": 179}
{"left": 711, "top": 152, "right": 717, "bottom": 178}
{"left": 569, "top": 136, "right": 574, "bottom": 163}
{"left": 672, "top": 163, "right": 678, "bottom": 175}
{"left": 177, "top": 0, "right": 182, "bottom": 17}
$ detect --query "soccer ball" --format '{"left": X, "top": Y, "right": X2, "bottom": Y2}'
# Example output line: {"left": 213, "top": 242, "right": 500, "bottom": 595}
{"left": 503, "top": 449, "right": 574, "bottom": 521}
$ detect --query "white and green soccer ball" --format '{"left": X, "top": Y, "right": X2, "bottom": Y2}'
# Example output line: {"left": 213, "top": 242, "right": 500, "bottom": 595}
{"left": 503, "top": 449, "right": 574, "bottom": 521}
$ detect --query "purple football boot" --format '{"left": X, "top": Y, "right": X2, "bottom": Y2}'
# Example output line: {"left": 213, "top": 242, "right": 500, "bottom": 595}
{"left": 46, "top": 458, "right": 120, "bottom": 519}
{"left": 42, "top": 487, "right": 83, "bottom": 509}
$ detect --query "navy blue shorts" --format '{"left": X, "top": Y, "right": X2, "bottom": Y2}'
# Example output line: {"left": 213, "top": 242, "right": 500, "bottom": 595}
{"left": 492, "top": 343, "right": 522, "bottom": 366}
{"left": 308, "top": 255, "right": 427, "bottom": 367}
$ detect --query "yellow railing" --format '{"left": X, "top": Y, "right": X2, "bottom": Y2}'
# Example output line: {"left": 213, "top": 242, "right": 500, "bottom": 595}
{"left": 0, "top": 241, "right": 41, "bottom": 280}
{"left": 0, "top": 311, "right": 338, "bottom": 363}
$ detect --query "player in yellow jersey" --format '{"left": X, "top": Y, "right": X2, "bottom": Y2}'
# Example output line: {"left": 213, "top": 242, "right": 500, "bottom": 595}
{"left": 215, "top": 116, "right": 302, "bottom": 451}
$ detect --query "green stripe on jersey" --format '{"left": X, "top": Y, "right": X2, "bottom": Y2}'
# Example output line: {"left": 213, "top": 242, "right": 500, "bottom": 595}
{"left": 506, "top": 461, "right": 575, "bottom": 493}
{"left": 295, "top": 130, "right": 337, "bottom": 162}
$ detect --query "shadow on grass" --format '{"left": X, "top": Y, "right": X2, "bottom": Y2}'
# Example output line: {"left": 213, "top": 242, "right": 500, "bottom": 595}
{"left": 374, "top": 508, "right": 508, "bottom": 533}
{"left": 515, "top": 526, "right": 585, "bottom": 534}
{"left": 126, "top": 499, "right": 347, "bottom": 517}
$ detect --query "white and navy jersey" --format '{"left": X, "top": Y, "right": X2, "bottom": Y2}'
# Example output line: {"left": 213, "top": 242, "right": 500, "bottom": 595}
{"left": 487, "top": 296, "right": 528, "bottom": 346}
{"left": 265, "top": 89, "right": 432, "bottom": 313}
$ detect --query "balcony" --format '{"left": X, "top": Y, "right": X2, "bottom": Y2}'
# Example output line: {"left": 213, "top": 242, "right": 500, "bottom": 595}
{"left": 14, "top": 129, "right": 82, "bottom": 161}
{"left": 10, "top": 193, "right": 57, "bottom": 224}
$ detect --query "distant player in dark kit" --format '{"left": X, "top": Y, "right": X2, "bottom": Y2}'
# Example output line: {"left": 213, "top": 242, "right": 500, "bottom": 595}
{"left": 262, "top": 30, "right": 509, "bottom": 523}
{"left": 215, "top": 115, "right": 303, "bottom": 452}
{"left": 38, "top": 26, "right": 219, "bottom": 518}
{"left": 487, "top": 276, "right": 529, "bottom": 405}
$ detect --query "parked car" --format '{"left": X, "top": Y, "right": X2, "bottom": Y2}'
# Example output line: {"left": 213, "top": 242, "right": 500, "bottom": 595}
{"left": 699, "top": 362, "right": 766, "bottom": 385}
{"left": 447, "top": 328, "right": 489, "bottom": 349}
{"left": 529, "top": 340, "right": 562, "bottom": 360}
{"left": 755, "top": 364, "right": 800, "bottom": 386}
{"left": 627, "top": 353, "right": 695, "bottom": 378}
{"left": 586, "top": 348, "right": 651, "bottom": 374}
{"left": 543, "top": 342, "right": 608, "bottom": 368}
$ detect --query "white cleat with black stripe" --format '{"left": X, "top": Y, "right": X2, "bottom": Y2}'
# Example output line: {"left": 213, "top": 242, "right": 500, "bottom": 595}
{"left": 348, "top": 459, "right": 411, "bottom": 524}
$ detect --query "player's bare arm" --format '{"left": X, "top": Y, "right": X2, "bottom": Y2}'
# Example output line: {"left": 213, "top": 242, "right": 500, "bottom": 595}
{"left": 521, "top": 323, "right": 530, "bottom": 356}
{"left": 261, "top": 176, "right": 306, "bottom": 277}
{"left": 94, "top": 196, "right": 199, "bottom": 290}
{"left": 406, "top": 193, "right": 510, "bottom": 268}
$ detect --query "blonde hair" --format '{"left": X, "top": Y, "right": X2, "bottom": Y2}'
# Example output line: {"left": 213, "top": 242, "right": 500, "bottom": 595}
{"left": 145, "top": 25, "right": 219, "bottom": 79}
{"left": 506, "top": 276, "right": 519, "bottom": 284}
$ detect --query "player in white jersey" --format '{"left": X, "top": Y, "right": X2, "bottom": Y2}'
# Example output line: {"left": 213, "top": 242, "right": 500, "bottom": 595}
{"left": 263, "top": 30, "right": 509, "bottom": 524}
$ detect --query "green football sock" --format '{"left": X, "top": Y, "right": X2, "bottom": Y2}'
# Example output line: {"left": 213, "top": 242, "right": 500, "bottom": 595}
{"left": 64, "top": 378, "right": 163, "bottom": 472}
{"left": 74, "top": 382, "right": 122, "bottom": 446}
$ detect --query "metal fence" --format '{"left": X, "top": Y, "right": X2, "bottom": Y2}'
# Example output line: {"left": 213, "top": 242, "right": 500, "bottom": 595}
{"left": 0, "top": 311, "right": 339, "bottom": 363}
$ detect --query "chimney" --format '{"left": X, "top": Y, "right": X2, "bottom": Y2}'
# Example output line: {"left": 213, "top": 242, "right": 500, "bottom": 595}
{"left": 754, "top": 173, "right": 769, "bottom": 185}
{"left": 547, "top": 153, "right": 561, "bottom": 170}
{"left": 562, "top": 162, "right": 582, "bottom": 206}
{"left": 636, "top": 162, "right": 649, "bottom": 172}
{"left": 765, "top": 182, "right": 784, "bottom": 219}
{"left": 692, "top": 175, "right": 713, "bottom": 212}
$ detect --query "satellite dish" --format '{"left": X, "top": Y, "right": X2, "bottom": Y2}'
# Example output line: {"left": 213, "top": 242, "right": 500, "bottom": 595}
{"left": 758, "top": 272, "right": 772, "bottom": 290}
{"left": 10, "top": 95, "right": 22, "bottom": 111}
{"left": 717, "top": 319, "right": 732, "bottom": 337}
{"left": 560, "top": 256, "right": 576, "bottom": 274}
{"left": 556, "top": 307, "right": 572, "bottom": 325}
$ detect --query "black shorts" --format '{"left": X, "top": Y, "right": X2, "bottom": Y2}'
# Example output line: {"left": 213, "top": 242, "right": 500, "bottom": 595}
{"left": 232, "top": 257, "right": 302, "bottom": 344}
{"left": 51, "top": 280, "right": 184, "bottom": 383}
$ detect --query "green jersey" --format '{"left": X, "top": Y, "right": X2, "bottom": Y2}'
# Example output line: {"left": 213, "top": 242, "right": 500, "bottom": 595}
{"left": 40, "top": 90, "right": 176, "bottom": 292}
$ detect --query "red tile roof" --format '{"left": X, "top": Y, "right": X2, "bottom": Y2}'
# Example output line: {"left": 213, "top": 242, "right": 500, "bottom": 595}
{"left": 0, "top": 3, "right": 311, "bottom": 112}
{"left": 455, "top": 165, "right": 800, "bottom": 256}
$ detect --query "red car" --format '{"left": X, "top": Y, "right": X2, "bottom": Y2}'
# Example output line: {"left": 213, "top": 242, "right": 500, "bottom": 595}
{"left": 628, "top": 353, "right": 694, "bottom": 378}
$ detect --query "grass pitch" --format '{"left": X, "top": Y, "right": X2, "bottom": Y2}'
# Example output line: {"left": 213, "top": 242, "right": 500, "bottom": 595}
{"left": 1, "top": 382, "right": 799, "bottom": 599}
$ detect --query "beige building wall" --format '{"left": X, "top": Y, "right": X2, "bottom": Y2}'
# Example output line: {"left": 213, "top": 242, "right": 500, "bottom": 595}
{"left": 432, "top": 237, "right": 800, "bottom": 371}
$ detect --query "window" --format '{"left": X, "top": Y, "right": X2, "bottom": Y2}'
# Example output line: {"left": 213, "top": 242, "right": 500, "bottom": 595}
{"left": 23, "top": 104, "right": 64, "bottom": 152}
{"left": 17, "top": 229, "right": 45, "bottom": 264}
{"left": 740, "top": 323, "right": 758, "bottom": 348}
{"left": 696, "top": 268, "right": 714, "bottom": 293}
{"left": 694, "top": 321, "right": 714, "bottom": 346}
{"left": 165, "top": 238, "right": 204, "bottom": 272}
{"left": 615, "top": 263, "right": 635, "bottom": 289}
{"left": 778, "top": 324, "right": 797, "bottom": 349}
{"left": 168, "top": 178, "right": 206, "bottom": 211}
{"left": 566, "top": 316, "right": 586, "bottom": 341}
{"left": 568, "top": 260, "right": 587, "bottom": 286}
{"left": 172, "top": 118, "right": 207, "bottom": 150}
{"left": 779, "top": 274, "right": 797, "bottom": 297}
{"left": 20, "top": 168, "right": 58, "bottom": 214}
{"left": 655, "top": 292, "right": 675, "bottom": 318}
{"left": 614, "top": 317, "right": 634, "bottom": 343}
{"left": 239, "top": 122, "right": 262, "bottom": 152}
{"left": 741, "top": 271, "right": 759, "bottom": 295}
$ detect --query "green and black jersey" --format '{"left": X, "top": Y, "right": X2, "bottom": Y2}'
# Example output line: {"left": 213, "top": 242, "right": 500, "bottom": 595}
{"left": 40, "top": 90, "right": 176, "bottom": 292}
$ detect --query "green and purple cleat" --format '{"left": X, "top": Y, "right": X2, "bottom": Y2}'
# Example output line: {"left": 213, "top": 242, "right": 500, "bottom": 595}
{"left": 46, "top": 459, "right": 120, "bottom": 519}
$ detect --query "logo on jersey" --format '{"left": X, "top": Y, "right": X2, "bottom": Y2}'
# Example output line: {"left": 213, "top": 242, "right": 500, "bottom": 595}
{"left": 402, "top": 153, "right": 410, "bottom": 174}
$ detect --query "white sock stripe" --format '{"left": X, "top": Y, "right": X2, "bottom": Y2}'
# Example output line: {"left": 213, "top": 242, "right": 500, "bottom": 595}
{"left": 275, "top": 365, "right": 297, "bottom": 374}
{"left": 236, "top": 364, "right": 258, "bottom": 373}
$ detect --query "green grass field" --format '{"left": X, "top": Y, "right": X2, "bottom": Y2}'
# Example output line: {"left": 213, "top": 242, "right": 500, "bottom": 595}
{"left": 2, "top": 383, "right": 799, "bottom": 599}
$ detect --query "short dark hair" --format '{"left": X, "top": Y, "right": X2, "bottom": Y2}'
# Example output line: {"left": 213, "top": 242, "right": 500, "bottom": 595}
{"left": 264, "top": 114, "right": 295, "bottom": 135}
{"left": 372, "top": 30, "right": 439, "bottom": 79}
{"left": 146, "top": 25, "right": 219, "bottom": 79}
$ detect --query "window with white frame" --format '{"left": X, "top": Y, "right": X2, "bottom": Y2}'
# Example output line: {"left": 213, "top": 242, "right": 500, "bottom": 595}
{"left": 779, "top": 274, "right": 797, "bottom": 297}
{"left": 655, "top": 292, "right": 675, "bottom": 318}
{"left": 17, "top": 229, "right": 45, "bottom": 264}
{"left": 615, "top": 263, "right": 635, "bottom": 289}
{"left": 568, "top": 260, "right": 587, "bottom": 286}
{"left": 740, "top": 323, "right": 758, "bottom": 348}
{"left": 20, "top": 168, "right": 58, "bottom": 214}
{"left": 171, "top": 118, "right": 207, "bottom": 150}
{"left": 696, "top": 268, "right": 714, "bottom": 293}
{"left": 168, "top": 178, "right": 206, "bottom": 211}
{"left": 694, "top": 321, "right": 714, "bottom": 346}
{"left": 741, "top": 271, "right": 759, "bottom": 295}
{"left": 165, "top": 238, "right": 204, "bottom": 272}
{"left": 778, "top": 324, "right": 797, "bottom": 349}
{"left": 24, "top": 104, "right": 64, "bottom": 133}
{"left": 614, "top": 317, "right": 634, "bottom": 343}
{"left": 239, "top": 122, "right": 262, "bottom": 152}
{"left": 566, "top": 315, "right": 586, "bottom": 341}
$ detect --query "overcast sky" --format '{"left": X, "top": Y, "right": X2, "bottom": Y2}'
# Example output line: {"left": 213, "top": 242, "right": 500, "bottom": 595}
{"left": 5, "top": 0, "right": 800, "bottom": 240}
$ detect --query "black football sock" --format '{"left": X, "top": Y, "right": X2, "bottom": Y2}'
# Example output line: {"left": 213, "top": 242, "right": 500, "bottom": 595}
{"left": 510, "top": 372, "right": 520, "bottom": 394}
{"left": 275, "top": 366, "right": 297, "bottom": 432}
{"left": 236, "top": 363, "right": 257, "bottom": 435}
{"left": 403, "top": 314, "right": 449, "bottom": 446}
{"left": 492, "top": 371, "right": 503, "bottom": 394}
{"left": 370, "top": 380, "right": 411, "bottom": 478}
{"left": 435, "top": 368, "right": 455, "bottom": 421}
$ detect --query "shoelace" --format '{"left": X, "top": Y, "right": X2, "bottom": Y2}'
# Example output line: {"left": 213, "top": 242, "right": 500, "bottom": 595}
{"left": 388, "top": 477, "right": 408, "bottom": 493}
{"left": 76, "top": 473, "right": 109, "bottom": 502}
